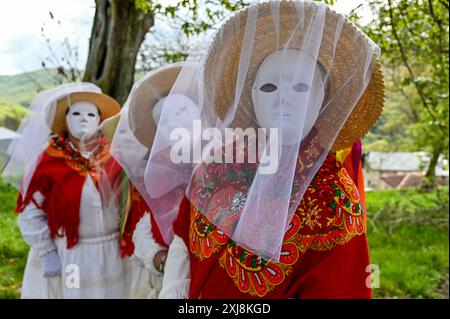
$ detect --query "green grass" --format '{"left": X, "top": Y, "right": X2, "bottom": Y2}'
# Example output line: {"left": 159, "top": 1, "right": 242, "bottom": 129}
{"left": 0, "top": 179, "right": 28, "bottom": 299}
{"left": 366, "top": 187, "right": 449, "bottom": 298}
{"left": 0, "top": 176, "right": 448, "bottom": 299}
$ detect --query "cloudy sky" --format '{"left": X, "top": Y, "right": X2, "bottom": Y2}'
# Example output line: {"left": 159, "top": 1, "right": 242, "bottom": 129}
{"left": 0, "top": 0, "right": 369, "bottom": 75}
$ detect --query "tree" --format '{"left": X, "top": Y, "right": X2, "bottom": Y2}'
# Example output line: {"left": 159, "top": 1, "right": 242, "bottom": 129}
{"left": 362, "top": 0, "right": 449, "bottom": 188}
{"left": 83, "top": 0, "right": 154, "bottom": 105}
{"left": 83, "top": 0, "right": 249, "bottom": 105}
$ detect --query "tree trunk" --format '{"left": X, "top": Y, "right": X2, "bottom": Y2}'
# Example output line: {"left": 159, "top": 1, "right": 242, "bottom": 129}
{"left": 423, "top": 142, "right": 444, "bottom": 191}
{"left": 83, "top": 0, "right": 154, "bottom": 105}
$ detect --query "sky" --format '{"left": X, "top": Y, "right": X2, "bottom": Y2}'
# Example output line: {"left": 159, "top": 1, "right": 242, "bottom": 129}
{"left": 0, "top": 0, "right": 370, "bottom": 76}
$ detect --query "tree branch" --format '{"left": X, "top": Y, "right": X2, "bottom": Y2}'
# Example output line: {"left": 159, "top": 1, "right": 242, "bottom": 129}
{"left": 387, "top": 0, "right": 445, "bottom": 131}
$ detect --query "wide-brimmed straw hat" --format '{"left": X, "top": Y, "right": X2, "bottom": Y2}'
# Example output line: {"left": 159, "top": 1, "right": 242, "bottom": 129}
{"left": 128, "top": 62, "right": 196, "bottom": 149}
{"left": 99, "top": 113, "right": 121, "bottom": 141}
{"left": 203, "top": 0, "right": 384, "bottom": 151}
{"left": 49, "top": 91, "right": 121, "bottom": 135}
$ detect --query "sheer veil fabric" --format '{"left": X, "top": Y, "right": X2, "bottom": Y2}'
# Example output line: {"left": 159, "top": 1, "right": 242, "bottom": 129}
{"left": 110, "top": 62, "right": 201, "bottom": 245}
{"left": 144, "top": 0, "right": 383, "bottom": 261}
{"left": 2, "top": 83, "right": 102, "bottom": 195}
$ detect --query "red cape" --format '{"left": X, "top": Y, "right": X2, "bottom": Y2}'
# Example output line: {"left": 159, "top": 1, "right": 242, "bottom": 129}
{"left": 16, "top": 134, "right": 122, "bottom": 249}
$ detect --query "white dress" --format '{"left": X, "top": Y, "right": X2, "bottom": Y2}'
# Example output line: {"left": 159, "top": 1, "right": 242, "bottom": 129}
{"left": 158, "top": 235, "right": 191, "bottom": 299}
{"left": 128, "top": 212, "right": 165, "bottom": 298}
{"left": 18, "top": 175, "right": 133, "bottom": 299}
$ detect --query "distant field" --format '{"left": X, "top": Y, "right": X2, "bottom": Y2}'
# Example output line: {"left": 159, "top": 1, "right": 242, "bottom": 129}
{"left": 0, "top": 177, "right": 448, "bottom": 299}
{"left": 0, "top": 101, "right": 28, "bottom": 130}
{"left": 0, "top": 69, "right": 66, "bottom": 130}
{"left": 0, "top": 70, "right": 64, "bottom": 107}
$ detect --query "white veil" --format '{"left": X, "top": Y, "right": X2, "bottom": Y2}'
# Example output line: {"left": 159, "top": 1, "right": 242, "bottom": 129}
{"left": 2, "top": 83, "right": 102, "bottom": 194}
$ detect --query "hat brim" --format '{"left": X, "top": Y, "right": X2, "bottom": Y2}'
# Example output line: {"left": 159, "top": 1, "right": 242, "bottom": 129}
{"left": 99, "top": 113, "right": 121, "bottom": 141}
{"left": 128, "top": 62, "right": 193, "bottom": 149}
{"left": 203, "top": 1, "right": 385, "bottom": 151}
{"left": 50, "top": 91, "right": 121, "bottom": 135}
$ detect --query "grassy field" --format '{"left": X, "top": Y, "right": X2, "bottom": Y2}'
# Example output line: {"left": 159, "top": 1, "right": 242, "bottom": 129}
{"left": 0, "top": 178, "right": 448, "bottom": 299}
{"left": 366, "top": 187, "right": 449, "bottom": 298}
{"left": 0, "top": 179, "right": 27, "bottom": 298}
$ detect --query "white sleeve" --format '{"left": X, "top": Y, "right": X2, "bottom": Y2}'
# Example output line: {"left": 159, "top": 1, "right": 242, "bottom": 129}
{"left": 17, "top": 191, "right": 57, "bottom": 257}
{"left": 132, "top": 211, "right": 166, "bottom": 276}
{"left": 158, "top": 235, "right": 191, "bottom": 299}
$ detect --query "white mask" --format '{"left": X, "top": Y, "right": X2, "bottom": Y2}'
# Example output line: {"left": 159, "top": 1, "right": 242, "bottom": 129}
{"left": 66, "top": 101, "right": 100, "bottom": 140}
{"left": 153, "top": 94, "right": 200, "bottom": 132}
{"left": 252, "top": 49, "right": 325, "bottom": 145}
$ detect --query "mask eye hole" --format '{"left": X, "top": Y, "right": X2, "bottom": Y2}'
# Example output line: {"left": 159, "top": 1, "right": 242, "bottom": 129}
{"left": 260, "top": 83, "right": 277, "bottom": 93}
{"left": 292, "top": 83, "right": 310, "bottom": 92}
{"left": 72, "top": 111, "right": 80, "bottom": 116}
{"left": 88, "top": 113, "right": 96, "bottom": 117}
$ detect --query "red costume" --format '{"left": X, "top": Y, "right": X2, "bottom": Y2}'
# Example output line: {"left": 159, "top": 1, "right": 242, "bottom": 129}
{"left": 173, "top": 154, "right": 371, "bottom": 298}
{"left": 16, "top": 133, "right": 122, "bottom": 249}
{"left": 120, "top": 187, "right": 168, "bottom": 257}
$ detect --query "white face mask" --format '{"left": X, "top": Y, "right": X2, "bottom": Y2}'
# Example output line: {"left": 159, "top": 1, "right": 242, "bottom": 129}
{"left": 252, "top": 49, "right": 325, "bottom": 145}
{"left": 65, "top": 101, "right": 100, "bottom": 140}
{"left": 153, "top": 94, "right": 200, "bottom": 131}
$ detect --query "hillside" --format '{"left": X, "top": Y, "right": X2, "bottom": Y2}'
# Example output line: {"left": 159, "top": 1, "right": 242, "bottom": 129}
{"left": 0, "top": 102, "right": 28, "bottom": 131}
{"left": 0, "top": 69, "right": 66, "bottom": 107}
{"left": 0, "top": 68, "right": 148, "bottom": 108}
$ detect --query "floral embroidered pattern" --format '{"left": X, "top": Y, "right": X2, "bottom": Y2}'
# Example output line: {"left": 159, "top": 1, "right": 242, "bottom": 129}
{"left": 189, "top": 207, "right": 229, "bottom": 261}
{"left": 188, "top": 154, "right": 367, "bottom": 297}
{"left": 294, "top": 158, "right": 366, "bottom": 253}
{"left": 45, "top": 133, "right": 110, "bottom": 182}
{"left": 218, "top": 213, "right": 301, "bottom": 297}
{"left": 189, "top": 204, "right": 300, "bottom": 297}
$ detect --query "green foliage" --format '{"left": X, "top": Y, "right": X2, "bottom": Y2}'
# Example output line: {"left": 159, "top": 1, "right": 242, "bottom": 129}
{"left": 362, "top": 0, "right": 449, "bottom": 174}
{"left": 135, "top": 0, "right": 335, "bottom": 37}
{"left": 134, "top": 0, "right": 248, "bottom": 37}
{"left": 366, "top": 187, "right": 449, "bottom": 298}
{"left": 0, "top": 101, "right": 28, "bottom": 130}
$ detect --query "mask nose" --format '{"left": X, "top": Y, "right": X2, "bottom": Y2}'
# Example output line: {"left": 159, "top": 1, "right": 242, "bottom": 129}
{"left": 83, "top": 112, "right": 95, "bottom": 123}
{"left": 276, "top": 97, "right": 286, "bottom": 110}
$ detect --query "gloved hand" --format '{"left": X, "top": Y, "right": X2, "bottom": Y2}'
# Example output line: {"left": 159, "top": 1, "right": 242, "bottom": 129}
{"left": 40, "top": 250, "right": 62, "bottom": 278}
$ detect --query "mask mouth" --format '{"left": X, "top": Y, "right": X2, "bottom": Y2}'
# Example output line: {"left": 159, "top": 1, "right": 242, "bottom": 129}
{"left": 273, "top": 112, "right": 292, "bottom": 119}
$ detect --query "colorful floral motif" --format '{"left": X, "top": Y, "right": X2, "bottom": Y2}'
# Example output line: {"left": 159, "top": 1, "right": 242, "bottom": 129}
{"left": 188, "top": 155, "right": 367, "bottom": 297}
{"left": 189, "top": 207, "right": 229, "bottom": 260}
{"left": 294, "top": 157, "right": 366, "bottom": 253}
{"left": 46, "top": 133, "right": 110, "bottom": 182}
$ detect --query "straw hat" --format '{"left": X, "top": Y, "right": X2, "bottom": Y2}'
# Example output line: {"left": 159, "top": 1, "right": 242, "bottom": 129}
{"left": 128, "top": 62, "right": 196, "bottom": 149}
{"left": 203, "top": 0, "right": 385, "bottom": 151}
{"left": 50, "top": 91, "right": 121, "bottom": 135}
{"left": 99, "top": 113, "right": 121, "bottom": 140}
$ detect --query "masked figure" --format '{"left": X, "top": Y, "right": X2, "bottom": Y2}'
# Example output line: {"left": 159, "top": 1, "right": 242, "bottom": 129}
{"left": 159, "top": 0, "right": 384, "bottom": 298}
{"left": 109, "top": 62, "right": 200, "bottom": 298}
{"left": 2, "top": 83, "right": 135, "bottom": 298}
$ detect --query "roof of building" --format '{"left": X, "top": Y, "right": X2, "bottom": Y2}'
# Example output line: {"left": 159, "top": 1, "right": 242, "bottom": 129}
{"left": 0, "top": 127, "right": 20, "bottom": 141}
{"left": 365, "top": 152, "right": 449, "bottom": 176}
